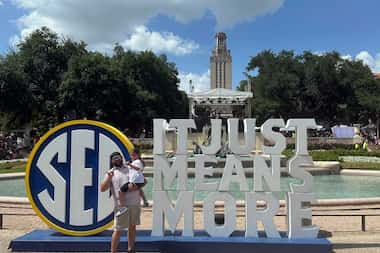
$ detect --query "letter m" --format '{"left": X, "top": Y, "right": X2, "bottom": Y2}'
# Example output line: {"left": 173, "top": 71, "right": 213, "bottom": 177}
{"left": 153, "top": 155, "right": 187, "bottom": 191}
{"left": 151, "top": 191, "right": 193, "bottom": 236}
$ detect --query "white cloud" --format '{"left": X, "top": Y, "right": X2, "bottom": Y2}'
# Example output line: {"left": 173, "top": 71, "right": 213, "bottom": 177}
{"left": 355, "top": 51, "right": 380, "bottom": 73}
{"left": 356, "top": 51, "right": 373, "bottom": 65}
{"left": 122, "top": 26, "right": 199, "bottom": 56}
{"left": 8, "top": 34, "right": 21, "bottom": 48}
{"left": 10, "top": 0, "right": 284, "bottom": 53}
{"left": 313, "top": 51, "right": 325, "bottom": 56}
{"left": 339, "top": 52, "right": 380, "bottom": 73}
{"left": 178, "top": 70, "right": 210, "bottom": 93}
{"left": 341, "top": 54, "right": 352, "bottom": 61}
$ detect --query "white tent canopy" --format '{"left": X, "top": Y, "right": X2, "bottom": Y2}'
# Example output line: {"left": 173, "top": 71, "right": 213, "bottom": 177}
{"left": 189, "top": 88, "right": 252, "bottom": 105}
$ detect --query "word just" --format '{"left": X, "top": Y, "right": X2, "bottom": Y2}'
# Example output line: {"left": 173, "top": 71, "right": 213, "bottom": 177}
{"left": 151, "top": 118, "right": 319, "bottom": 239}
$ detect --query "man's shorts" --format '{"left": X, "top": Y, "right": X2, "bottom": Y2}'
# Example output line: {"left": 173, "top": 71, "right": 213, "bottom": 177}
{"left": 114, "top": 205, "right": 141, "bottom": 231}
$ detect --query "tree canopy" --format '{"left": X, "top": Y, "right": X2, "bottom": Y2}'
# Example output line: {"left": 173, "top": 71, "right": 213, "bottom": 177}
{"left": 243, "top": 50, "right": 380, "bottom": 126}
{"left": 0, "top": 27, "right": 188, "bottom": 133}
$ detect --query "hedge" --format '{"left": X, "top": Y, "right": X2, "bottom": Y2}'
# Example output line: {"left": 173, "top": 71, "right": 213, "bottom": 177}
{"left": 282, "top": 149, "right": 380, "bottom": 161}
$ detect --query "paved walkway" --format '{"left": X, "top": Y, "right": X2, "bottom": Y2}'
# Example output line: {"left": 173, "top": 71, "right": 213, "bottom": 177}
{"left": 2, "top": 202, "right": 380, "bottom": 253}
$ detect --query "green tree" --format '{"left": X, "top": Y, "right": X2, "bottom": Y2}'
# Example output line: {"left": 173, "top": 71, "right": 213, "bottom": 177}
{"left": 247, "top": 50, "right": 302, "bottom": 121}
{"left": 246, "top": 50, "right": 376, "bottom": 126}
{"left": 237, "top": 80, "right": 248, "bottom": 91}
{"left": 59, "top": 52, "right": 116, "bottom": 120}
{"left": 108, "top": 47, "right": 188, "bottom": 132}
{"left": 355, "top": 78, "right": 380, "bottom": 136}
{"left": 0, "top": 27, "right": 86, "bottom": 131}
{"left": 0, "top": 27, "right": 188, "bottom": 134}
{"left": 0, "top": 52, "right": 30, "bottom": 129}
{"left": 59, "top": 45, "right": 188, "bottom": 133}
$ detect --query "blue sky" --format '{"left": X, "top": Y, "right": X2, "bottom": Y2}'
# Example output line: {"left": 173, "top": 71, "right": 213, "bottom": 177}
{"left": 0, "top": 0, "right": 379, "bottom": 92}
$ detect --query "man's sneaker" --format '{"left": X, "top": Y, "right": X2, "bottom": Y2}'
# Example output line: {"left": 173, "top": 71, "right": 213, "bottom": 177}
{"left": 116, "top": 206, "right": 128, "bottom": 217}
{"left": 143, "top": 201, "right": 149, "bottom": 207}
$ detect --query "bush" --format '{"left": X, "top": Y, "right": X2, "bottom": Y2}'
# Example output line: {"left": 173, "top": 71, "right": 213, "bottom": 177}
{"left": 0, "top": 161, "right": 26, "bottom": 174}
{"left": 286, "top": 143, "right": 356, "bottom": 150}
{"left": 282, "top": 149, "right": 294, "bottom": 159}
{"left": 282, "top": 149, "right": 380, "bottom": 161}
{"left": 340, "top": 162, "right": 380, "bottom": 170}
{"left": 310, "top": 151, "right": 339, "bottom": 161}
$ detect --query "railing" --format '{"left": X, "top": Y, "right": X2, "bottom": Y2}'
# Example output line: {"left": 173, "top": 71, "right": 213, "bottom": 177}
{"left": 294, "top": 213, "right": 379, "bottom": 232}
{"left": 0, "top": 213, "right": 35, "bottom": 229}
{"left": 2, "top": 212, "right": 379, "bottom": 232}
{"left": 216, "top": 213, "right": 380, "bottom": 232}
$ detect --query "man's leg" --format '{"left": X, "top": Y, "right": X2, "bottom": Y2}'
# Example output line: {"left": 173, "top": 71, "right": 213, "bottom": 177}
{"left": 127, "top": 225, "right": 136, "bottom": 252}
{"left": 111, "top": 230, "right": 122, "bottom": 253}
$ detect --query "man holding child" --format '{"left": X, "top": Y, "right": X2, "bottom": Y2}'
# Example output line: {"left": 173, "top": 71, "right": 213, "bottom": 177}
{"left": 100, "top": 149, "right": 146, "bottom": 253}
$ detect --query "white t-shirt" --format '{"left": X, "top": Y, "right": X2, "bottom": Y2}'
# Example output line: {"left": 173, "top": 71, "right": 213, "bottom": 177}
{"left": 108, "top": 165, "right": 140, "bottom": 206}
{"left": 132, "top": 159, "right": 144, "bottom": 171}
{"left": 128, "top": 159, "right": 145, "bottom": 183}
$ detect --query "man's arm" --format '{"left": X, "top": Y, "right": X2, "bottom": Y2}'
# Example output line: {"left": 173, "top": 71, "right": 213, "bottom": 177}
{"left": 120, "top": 182, "right": 143, "bottom": 192}
{"left": 100, "top": 171, "right": 113, "bottom": 192}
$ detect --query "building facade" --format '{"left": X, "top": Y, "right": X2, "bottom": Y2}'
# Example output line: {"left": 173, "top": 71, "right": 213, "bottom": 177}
{"left": 210, "top": 32, "right": 232, "bottom": 89}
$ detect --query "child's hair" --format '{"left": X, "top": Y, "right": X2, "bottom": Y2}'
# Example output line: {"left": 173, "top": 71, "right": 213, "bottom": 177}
{"left": 132, "top": 148, "right": 145, "bottom": 167}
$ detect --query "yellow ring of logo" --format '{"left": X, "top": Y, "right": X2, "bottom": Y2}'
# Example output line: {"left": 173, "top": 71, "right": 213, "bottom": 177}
{"left": 25, "top": 120, "right": 134, "bottom": 236}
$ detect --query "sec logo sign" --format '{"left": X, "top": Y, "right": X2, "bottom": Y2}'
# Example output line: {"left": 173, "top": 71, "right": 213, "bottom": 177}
{"left": 25, "top": 120, "right": 134, "bottom": 236}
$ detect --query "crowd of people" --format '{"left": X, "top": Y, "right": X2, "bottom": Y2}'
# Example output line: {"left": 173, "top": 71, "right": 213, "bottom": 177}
{"left": 0, "top": 126, "right": 153, "bottom": 161}
{"left": 0, "top": 129, "right": 40, "bottom": 160}
{"left": 123, "top": 128, "right": 152, "bottom": 139}
{"left": 0, "top": 133, "right": 26, "bottom": 160}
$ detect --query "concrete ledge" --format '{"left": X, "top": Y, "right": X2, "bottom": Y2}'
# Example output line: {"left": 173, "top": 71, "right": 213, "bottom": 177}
{"left": 340, "top": 169, "right": 380, "bottom": 177}
{"left": 313, "top": 161, "right": 340, "bottom": 167}
{"left": 0, "top": 158, "right": 27, "bottom": 164}
{"left": 0, "top": 196, "right": 29, "bottom": 204}
{"left": 314, "top": 197, "right": 380, "bottom": 206}
{"left": 194, "top": 197, "right": 380, "bottom": 208}
{"left": 0, "top": 172, "right": 25, "bottom": 180}
{"left": 142, "top": 167, "right": 339, "bottom": 177}
{"left": 2, "top": 196, "right": 380, "bottom": 208}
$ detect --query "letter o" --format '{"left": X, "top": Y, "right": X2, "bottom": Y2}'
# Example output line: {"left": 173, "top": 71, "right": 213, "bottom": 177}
{"left": 203, "top": 192, "right": 236, "bottom": 237}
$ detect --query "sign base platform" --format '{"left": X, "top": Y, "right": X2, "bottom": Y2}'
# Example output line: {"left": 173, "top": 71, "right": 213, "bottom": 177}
{"left": 9, "top": 229, "right": 331, "bottom": 253}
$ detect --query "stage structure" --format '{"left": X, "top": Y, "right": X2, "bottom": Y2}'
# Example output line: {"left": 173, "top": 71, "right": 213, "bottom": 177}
{"left": 189, "top": 88, "right": 253, "bottom": 119}
{"left": 188, "top": 32, "right": 253, "bottom": 128}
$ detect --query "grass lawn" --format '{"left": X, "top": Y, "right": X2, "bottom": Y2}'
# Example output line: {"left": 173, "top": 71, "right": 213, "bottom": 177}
{"left": 340, "top": 162, "right": 380, "bottom": 170}
{"left": 0, "top": 161, "right": 26, "bottom": 174}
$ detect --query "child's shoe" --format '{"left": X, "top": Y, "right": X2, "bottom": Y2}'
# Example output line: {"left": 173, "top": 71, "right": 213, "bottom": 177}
{"left": 116, "top": 206, "right": 128, "bottom": 217}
